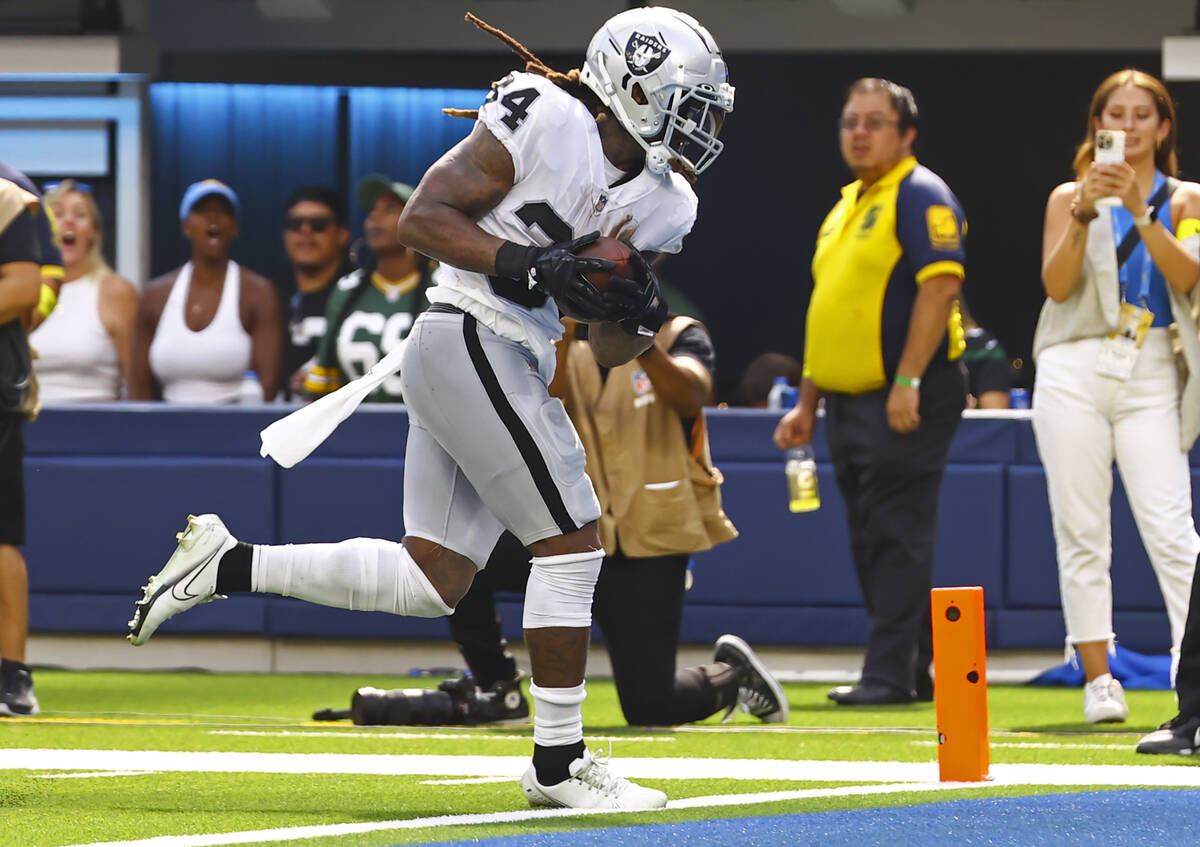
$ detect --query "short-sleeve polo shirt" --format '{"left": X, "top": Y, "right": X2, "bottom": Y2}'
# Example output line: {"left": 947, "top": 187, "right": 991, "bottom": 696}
{"left": 805, "top": 156, "right": 967, "bottom": 394}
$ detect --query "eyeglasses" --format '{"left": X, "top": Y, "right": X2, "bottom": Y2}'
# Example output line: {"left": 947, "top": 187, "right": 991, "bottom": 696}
{"left": 838, "top": 115, "right": 899, "bottom": 133}
{"left": 285, "top": 215, "right": 336, "bottom": 233}
{"left": 42, "top": 180, "right": 93, "bottom": 193}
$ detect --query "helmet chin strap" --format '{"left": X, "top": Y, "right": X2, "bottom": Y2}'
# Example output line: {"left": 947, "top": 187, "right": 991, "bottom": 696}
{"left": 644, "top": 144, "right": 673, "bottom": 175}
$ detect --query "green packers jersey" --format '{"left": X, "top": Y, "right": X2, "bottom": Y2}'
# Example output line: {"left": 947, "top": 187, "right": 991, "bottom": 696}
{"left": 307, "top": 267, "right": 430, "bottom": 402}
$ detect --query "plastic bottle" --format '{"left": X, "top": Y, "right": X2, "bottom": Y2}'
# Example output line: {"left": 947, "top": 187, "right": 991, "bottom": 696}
{"left": 785, "top": 444, "right": 820, "bottom": 513}
{"left": 766, "top": 376, "right": 789, "bottom": 411}
{"left": 238, "top": 370, "right": 263, "bottom": 405}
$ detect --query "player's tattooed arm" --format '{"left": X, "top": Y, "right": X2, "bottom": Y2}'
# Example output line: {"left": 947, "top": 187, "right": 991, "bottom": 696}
{"left": 397, "top": 123, "right": 516, "bottom": 275}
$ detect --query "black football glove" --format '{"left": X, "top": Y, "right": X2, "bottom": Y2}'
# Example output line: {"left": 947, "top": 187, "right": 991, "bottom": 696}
{"left": 494, "top": 232, "right": 617, "bottom": 322}
{"left": 612, "top": 244, "right": 668, "bottom": 337}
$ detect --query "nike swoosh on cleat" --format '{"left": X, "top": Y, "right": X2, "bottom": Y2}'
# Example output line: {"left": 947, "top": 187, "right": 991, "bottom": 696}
{"left": 170, "top": 546, "right": 223, "bottom": 602}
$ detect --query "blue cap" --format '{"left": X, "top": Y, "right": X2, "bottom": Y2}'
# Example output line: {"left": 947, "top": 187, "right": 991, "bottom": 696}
{"left": 179, "top": 179, "right": 240, "bottom": 221}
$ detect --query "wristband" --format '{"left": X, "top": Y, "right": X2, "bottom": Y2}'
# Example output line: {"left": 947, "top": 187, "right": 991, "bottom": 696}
{"left": 37, "top": 283, "right": 57, "bottom": 318}
{"left": 1132, "top": 206, "right": 1155, "bottom": 228}
{"left": 494, "top": 240, "right": 538, "bottom": 281}
{"left": 894, "top": 374, "right": 921, "bottom": 389}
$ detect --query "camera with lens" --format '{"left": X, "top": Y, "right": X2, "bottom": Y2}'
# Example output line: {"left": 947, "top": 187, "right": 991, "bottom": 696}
{"left": 350, "top": 675, "right": 528, "bottom": 726}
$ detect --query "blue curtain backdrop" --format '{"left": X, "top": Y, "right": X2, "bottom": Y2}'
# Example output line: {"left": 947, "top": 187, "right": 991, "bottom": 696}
{"left": 345, "top": 86, "right": 485, "bottom": 238}
{"left": 150, "top": 83, "right": 340, "bottom": 280}
{"left": 149, "top": 82, "right": 486, "bottom": 281}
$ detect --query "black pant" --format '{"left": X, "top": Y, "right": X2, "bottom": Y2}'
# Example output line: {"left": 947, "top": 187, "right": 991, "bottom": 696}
{"left": 1175, "top": 552, "right": 1200, "bottom": 718}
{"left": 824, "top": 364, "right": 965, "bottom": 694}
{"left": 448, "top": 532, "right": 738, "bottom": 726}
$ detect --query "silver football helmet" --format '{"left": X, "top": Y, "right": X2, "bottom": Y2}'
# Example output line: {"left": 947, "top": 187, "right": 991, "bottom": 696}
{"left": 579, "top": 6, "right": 735, "bottom": 177}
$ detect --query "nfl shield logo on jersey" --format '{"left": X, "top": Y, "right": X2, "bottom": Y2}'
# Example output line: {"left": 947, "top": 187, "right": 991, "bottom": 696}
{"left": 625, "top": 31, "right": 670, "bottom": 76}
{"left": 594, "top": 192, "right": 608, "bottom": 213}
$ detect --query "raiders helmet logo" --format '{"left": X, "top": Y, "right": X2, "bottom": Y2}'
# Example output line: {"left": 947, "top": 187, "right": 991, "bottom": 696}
{"left": 625, "top": 31, "right": 670, "bottom": 76}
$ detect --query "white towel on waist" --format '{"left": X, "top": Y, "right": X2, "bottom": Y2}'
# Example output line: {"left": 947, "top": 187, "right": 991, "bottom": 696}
{"left": 259, "top": 339, "right": 407, "bottom": 469}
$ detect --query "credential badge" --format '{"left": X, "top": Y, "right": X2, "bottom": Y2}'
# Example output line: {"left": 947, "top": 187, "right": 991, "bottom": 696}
{"left": 625, "top": 31, "right": 670, "bottom": 77}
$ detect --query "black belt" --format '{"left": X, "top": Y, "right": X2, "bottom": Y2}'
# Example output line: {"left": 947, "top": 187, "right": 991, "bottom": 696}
{"left": 428, "top": 303, "right": 466, "bottom": 315}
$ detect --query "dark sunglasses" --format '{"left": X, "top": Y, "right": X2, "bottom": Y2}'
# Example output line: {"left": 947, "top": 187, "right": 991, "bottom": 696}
{"left": 42, "top": 180, "right": 93, "bottom": 193}
{"left": 285, "top": 215, "right": 336, "bottom": 233}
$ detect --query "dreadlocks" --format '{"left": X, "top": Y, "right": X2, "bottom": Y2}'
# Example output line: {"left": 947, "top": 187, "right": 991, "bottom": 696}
{"left": 442, "top": 13, "right": 697, "bottom": 184}
{"left": 442, "top": 13, "right": 602, "bottom": 121}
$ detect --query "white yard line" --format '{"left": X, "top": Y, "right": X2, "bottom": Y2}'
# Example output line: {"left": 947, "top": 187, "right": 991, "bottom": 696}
{"left": 913, "top": 740, "right": 1132, "bottom": 751}
{"left": 209, "top": 730, "right": 673, "bottom": 742}
{"left": 32, "top": 771, "right": 158, "bottom": 780}
{"left": 8, "top": 749, "right": 1200, "bottom": 787}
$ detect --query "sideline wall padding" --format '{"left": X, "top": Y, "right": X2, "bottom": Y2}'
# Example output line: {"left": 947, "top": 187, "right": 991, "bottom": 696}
{"left": 23, "top": 407, "right": 1198, "bottom": 651}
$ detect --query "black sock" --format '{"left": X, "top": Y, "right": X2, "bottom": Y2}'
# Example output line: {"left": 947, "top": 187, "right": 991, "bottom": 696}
{"left": 533, "top": 740, "right": 586, "bottom": 786}
{"left": 692, "top": 661, "right": 742, "bottom": 715}
{"left": 0, "top": 658, "right": 30, "bottom": 678}
{"left": 214, "top": 542, "right": 253, "bottom": 594}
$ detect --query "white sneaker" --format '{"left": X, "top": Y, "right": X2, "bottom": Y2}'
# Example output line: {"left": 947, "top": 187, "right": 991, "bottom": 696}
{"left": 127, "top": 514, "right": 237, "bottom": 646}
{"left": 519, "top": 749, "right": 667, "bottom": 810}
{"left": 1083, "top": 673, "right": 1129, "bottom": 724}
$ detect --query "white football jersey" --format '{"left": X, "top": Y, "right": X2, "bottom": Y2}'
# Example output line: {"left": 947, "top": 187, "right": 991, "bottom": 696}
{"left": 428, "top": 71, "right": 697, "bottom": 379}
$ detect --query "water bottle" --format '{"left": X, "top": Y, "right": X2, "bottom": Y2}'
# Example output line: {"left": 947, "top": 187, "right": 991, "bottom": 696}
{"left": 238, "top": 370, "right": 263, "bottom": 405}
{"left": 785, "top": 444, "right": 820, "bottom": 513}
{"left": 767, "top": 376, "right": 789, "bottom": 411}
{"left": 1009, "top": 388, "right": 1031, "bottom": 410}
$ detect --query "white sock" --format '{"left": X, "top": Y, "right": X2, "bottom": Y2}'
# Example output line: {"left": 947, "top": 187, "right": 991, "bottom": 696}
{"left": 529, "top": 681, "right": 586, "bottom": 747}
{"left": 251, "top": 539, "right": 452, "bottom": 617}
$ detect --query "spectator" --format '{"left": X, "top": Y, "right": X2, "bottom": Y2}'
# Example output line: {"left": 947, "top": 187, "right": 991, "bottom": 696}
{"left": 738, "top": 351, "right": 804, "bottom": 408}
{"left": 1034, "top": 68, "right": 1200, "bottom": 724}
{"left": 30, "top": 180, "right": 137, "bottom": 402}
{"left": 958, "top": 299, "right": 1011, "bottom": 409}
{"left": 272, "top": 186, "right": 352, "bottom": 399}
{"left": 0, "top": 162, "right": 58, "bottom": 717}
{"left": 774, "top": 78, "right": 968, "bottom": 706}
{"left": 129, "top": 180, "right": 283, "bottom": 403}
{"left": 443, "top": 314, "right": 786, "bottom": 728}
{"left": 303, "top": 174, "right": 431, "bottom": 402}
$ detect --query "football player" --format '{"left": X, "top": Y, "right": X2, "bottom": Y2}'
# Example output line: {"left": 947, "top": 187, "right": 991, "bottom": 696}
{"left": 128, "top": 6, "right": 733, "bottom": 810}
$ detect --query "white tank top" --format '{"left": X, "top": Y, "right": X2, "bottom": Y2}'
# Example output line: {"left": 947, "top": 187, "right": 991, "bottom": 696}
{"left": 148, "top": 261, "right": 252, "bottom": 404}
{"left": 30, "top": 269, "right": 122, "bottom": 403}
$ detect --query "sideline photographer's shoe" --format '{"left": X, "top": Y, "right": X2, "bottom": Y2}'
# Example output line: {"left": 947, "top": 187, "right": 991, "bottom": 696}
{"left": 128, "top": 514, "right": 236, "bottom": 646}
{"left": 714, "top": 634, "right": 789, "bottom": 723}
{"left": 1083, "top": 673, "right": 1128, "bottom": 724}
{"left": 827, "top": 682, "right": 915, "bottom": 706}
{"left": 0, "top": 664, "right": 38, "bottom": 717}
{"left": 520, "top": 748, "right": 667, "bottom": 809}
{"left": 1136, "top": 714, "right": 1200, "bottom": 755}
{"left": 473, "top": 677, "right": 530, "bottom": 725}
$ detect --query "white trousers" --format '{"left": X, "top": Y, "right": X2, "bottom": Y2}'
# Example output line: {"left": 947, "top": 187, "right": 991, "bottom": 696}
{"left": 1032, "top": 329, "right": 1199, "bottom": 654}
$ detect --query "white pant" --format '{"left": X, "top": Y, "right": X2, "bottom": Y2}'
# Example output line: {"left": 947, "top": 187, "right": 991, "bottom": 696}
{"left": 1033, "top": 329, "right": 1199, "bottom": 653}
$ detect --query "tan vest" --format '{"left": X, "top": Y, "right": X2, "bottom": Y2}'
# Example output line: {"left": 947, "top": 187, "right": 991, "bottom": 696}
{"left": 560, "top": 316, "right": 738, "bottom": 558}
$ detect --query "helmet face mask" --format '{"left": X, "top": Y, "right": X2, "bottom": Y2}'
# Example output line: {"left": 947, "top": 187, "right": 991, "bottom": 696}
{"left": 580, "top": 6, "right": 735, "bottom": 177}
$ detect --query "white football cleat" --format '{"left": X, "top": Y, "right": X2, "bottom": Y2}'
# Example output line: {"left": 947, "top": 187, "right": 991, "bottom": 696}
{"left": 127, "top": 514, "right": 237, "bottom": 646}
{"left": 520, "top": 749, "right": 667, "bottom": 810}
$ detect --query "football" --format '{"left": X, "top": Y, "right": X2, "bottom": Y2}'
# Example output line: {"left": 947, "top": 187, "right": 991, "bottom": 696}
{"left": 575, "top": 236, "right": 634, "bottom": 292}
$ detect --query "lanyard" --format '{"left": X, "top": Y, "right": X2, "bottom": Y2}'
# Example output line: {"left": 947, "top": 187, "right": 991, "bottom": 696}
{"left": 1110, "top": 170, "right": 1165, "bottom": 308}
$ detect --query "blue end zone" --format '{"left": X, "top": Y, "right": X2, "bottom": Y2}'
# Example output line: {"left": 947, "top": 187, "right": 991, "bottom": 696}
{"left": 465, "top": 789, "right": 1200, "bottom": 846}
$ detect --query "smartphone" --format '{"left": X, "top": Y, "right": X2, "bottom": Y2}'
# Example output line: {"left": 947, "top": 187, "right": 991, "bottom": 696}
{"left": 1094, "top": 129, "right": 1125, "bottom": 207}
{"left": 1094, "top": 129, "right": 1126, "bottom": 164}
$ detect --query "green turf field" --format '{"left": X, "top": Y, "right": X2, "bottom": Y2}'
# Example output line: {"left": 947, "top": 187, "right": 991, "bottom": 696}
{"left": 1, "top": 670, "right": 1197, "bottom": 846}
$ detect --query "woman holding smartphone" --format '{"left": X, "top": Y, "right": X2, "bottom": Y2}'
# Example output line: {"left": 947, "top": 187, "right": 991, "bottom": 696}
{"left": 1035, "top": 69, "right": 1200, "bottom": 724}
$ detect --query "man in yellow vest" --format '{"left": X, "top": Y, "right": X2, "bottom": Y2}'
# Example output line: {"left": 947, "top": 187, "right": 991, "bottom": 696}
{"left": 774, "top": 78, "right": 968, "bottom": 706}
{"left": 444, "top": 313, "right": 788, "bottom": 726}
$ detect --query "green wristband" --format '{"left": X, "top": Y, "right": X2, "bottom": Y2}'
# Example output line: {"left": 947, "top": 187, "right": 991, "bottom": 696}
{"left": 894, "top": 374, "right": 921, "bottom": 389}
